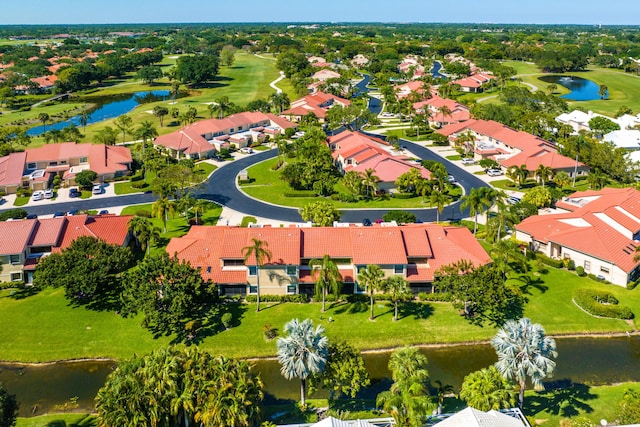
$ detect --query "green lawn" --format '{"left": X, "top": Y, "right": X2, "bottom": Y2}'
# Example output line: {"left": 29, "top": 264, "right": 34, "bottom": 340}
{"left": 0, "top": 260, "right": 637, "bottom": 362}
{"left": 503, "top": 60, "right": 640, "bottom": 116}
{"left": 241, "top": 158, "right": 461, "bottom": 209}
{"left": 16, "top": 413, "right": 97, "bottom": 427}
{"left": 114, "top": 162, "right": 216, "bottom": 195}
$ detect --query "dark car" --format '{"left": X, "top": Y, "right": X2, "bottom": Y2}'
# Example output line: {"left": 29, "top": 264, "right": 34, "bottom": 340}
{"left": 26, "top": 214, "right": 38, "bottom": 220}
{"left": 53, "top": 211, "right": 65, "bottom": 218}
{"left": 69, "top": 188, "right": 80, "bottom": 198}
{"left": 98, "top": 210, "right": 109, "bottom": 215}
{"left": 67, "top": 209, "right": 79, "bottom": 216}
{"left": 362, "top": 218, "right": 372, "bottom": 226}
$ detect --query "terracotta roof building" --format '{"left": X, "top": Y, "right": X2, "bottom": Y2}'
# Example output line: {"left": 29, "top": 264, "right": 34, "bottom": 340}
{"left": 281, "top": 91, "right": 351, "bottom": 123}
{"left": 166, "top": 223, "right": 491, "bottom": 296}
{"left": 413, "top": 96, "right": 471, "bottom": 127}
{"left": 153, "top": 111, "right": 296, "bottom": 159}
{"left": 515, "top": 187, "right": 640, "bottom": 286}
{"left": 438, "top": 119, "right": 588, "bottom": 178}
{"left": 0, "top": 142, "right": 132, "bottom": 194}
{"left": 0, "top": 214, "right": 132, "bottom": 283}
{"left": 451, "top": 72, "right": 494, "bottom": 93}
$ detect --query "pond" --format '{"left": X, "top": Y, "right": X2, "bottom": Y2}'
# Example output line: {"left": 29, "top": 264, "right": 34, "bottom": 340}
{"left": 2, "top": 336, "right": 640, "bottom": 417}
{"left": 538, "top": 75, "right": 607, "bottom": 101}
{"left": 26, "top": 90, "right": 172, "bottom": 136}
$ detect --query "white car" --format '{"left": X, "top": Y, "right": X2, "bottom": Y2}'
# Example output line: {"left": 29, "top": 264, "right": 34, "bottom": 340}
{"left": 240, "top": 147, "right": 253, "bottom": 154}
{"left": 461, "top": 158, "right": 477, "bottom": 165}
{"left": 92, "top": 184, "right": 102, "bottom": 195}
{"left": 43, "top": 189, "right": 54, "bottom": 199}
{"left": 31, "top": 191, "right": 44, "bottom": 201}
{"left": 487, "top": 169, "right": 504, "bottom": 177}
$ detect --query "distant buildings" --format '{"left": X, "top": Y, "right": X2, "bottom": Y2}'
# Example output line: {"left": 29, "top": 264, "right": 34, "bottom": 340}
{"left": 281, "top": 91, "right": 351, "bottom": 123}
{"left": 166, "top": 223, "right": 491, "bottom": 297}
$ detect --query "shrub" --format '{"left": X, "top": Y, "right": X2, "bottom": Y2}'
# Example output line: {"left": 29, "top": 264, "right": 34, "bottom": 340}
{"left": 238, "top": 178, "right": 254, "bottom": 185}
{"left": 566, "top": 259, "right": 576, "bottom": 271}
{"left": 263, "top": 324, "right": 278, "bottom": 341}
{"left": 0, "top": 281, "right": 24, "bottom": 290}
{"left": 392, "top": 192, "right": 415, "bottom": 199}
{"left": 576, "top": 266, "right": 586, "bottom": 276}
{"left": 283, "top": 191, "right": 317, "bottom": 198}
{"left": 245, "top": 294, "right": 309, "bottom": 303}
{"left": 573, "top": 289, "right": 634, "bottom": 319}
{"left": 221, "top": 313, "right": 233, "bottom": 329}
{"left": 130, "top": 181, "right": 149, "bottom": 189}
{"left": 628, "top": 280, "right": 639, "bottom": 290}
{"left": 135, "top": 210, "right": 153, "bottom": 218}
{"left": 0, "top": 208, "right": 28, "bottom": 221}
{"left": 536, "top": 253, "right": 564, "bottom": 268}
{"left": 418, "top": 292, "right": 450, "bottom": 302}
{"left": 383, "top": 210, "right": 416, "bottom": 224}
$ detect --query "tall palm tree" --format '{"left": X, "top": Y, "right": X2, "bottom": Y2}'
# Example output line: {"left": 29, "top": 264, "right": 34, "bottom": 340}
{"left": 491, "top": 318, "right": 557, "bottom": 410}
{"left": 432, "top": 379, "right": 455, "bottom": 415}
{"left": 152, "top": 196, "right": 176, "bottom": 234}
{"left": 437, "top": 105, "right": 452, "bottom": 126}
{"left": 38, "top": 112, "right": 49, "bottom": 132}
{"left": 384, "top": 275, "right": 411, "bottom": 321}
{"left": 507, "top": 164, "right": 529, "bottom": 189}
{"left": 455, "top": 130, "right": 475, "bottom": 157}
{"left": 191, "top": 199, "right": 209, "bottom": 225}
{"left": 309, "top": 254, "right": 343, "bottom": 313}
{"left": 554, "top": 170, "right": 571, "bottom": 190}
{"left": 460, "top": 187, "right": 491, "bottom": 235}
{"left": 535, "top": 164, "right": 554, "bottom": 188}
{"left": 276, "top": 318, "right": 329, "bottom": 407}
{"left": 376, "top": 346, "right": 433, "bottom": 427}
{"left": 136, "top": 121, "right": 158, "bottom": 171}
{"left": 212, "top": 96, "right": 234, "bottom": 119}
{"left": 358, "top": 264, "right": 385, "bottom": 320}
{"left": 430, "top": 191, "right": 449, "bottom": 224}
{"left": 241, "top": 238, "right": 272, "bottom": 312}
{"left": 459, "top": 366, "right": 516, "bottom": 412}
{"left": 129, "top": 216, "right": 160, "bottom": 256}
{"left": 362, "top": 168, "right": 379, "bottom": 199}
{"left": 270, "top": 92, "right": 290, "bottom": 114}
{"left": 299, "top": 112, "right": 319, "bottom": 131}
{"left": 114, "top": 114, "right": 133, "bottom": 144}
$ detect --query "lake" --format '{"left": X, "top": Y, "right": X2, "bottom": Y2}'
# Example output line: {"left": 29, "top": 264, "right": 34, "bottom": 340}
{"left": 26, "top": 90, "right": 172, "bottom": 136}
{"left": 538, "top": 75, "right": 607, "bottom": 101}
{"left": 2, "top": 336, "right": 640, "bottom": 416}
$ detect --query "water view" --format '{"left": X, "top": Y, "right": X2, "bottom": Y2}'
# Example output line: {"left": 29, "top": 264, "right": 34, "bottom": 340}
{"left": 431, "top": 61, "right": 447, "bottom": 79}
{"left": 26, "top": 90, "right": 172, "bottom": 136}
{"left": 538, "top": 75, "right": 606, "bottom": 101}
{"left": 2, "top": 336, "right": 640, "bottom": 417}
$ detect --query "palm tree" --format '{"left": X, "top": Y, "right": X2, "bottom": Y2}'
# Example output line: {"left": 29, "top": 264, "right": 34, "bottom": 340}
{"left": 191, "top": 199, "right": 209, "bottom": 225}
{"left": 554, "top": 170, "right": 571, "bottom": 190}
{"left": 455, "top": 130, "right": 475, "bottom": 157}
{"left": 432, "top": 379, "right": 455, "bottom": 415}
{"left": 242, "top": 238, "right": 272, "bottom": 312}
{"left": 507, "top": 164, "right": 529, "bottom": 189}
{"left": 114, "top": 114, "right": 133, "bottom": 144}
{"left": 460, "top": 187, "right": 491, "bottom": 235}
{"left": 309, "top": 254, "right": 343, "bottom": 313}
{"left": 362, "top": 168, "right": 379, "bottom": 199}
{"left": 588, "top": 170, "right": 608, "bottom": 190}
{"left": 376, "top": 346, "right": 433, "bottom": 427}
{"left": 430, "top": 191, "right": 449, "bottom": 224}
{"left": 491, "top": 318, "right": 557, "bottom": 410}
{"left": 276, "top": 318, "right": 329, "bottom": 407}
{"left": 136, "top": 121, "right": 158, "bottom": 168}
{"left": 211, "top": 96, "right": 235, "bottom": 119}
{"left": 358, "top": 264, "right": 385, "bottom": 320}
{"left": 299, "top": 112, "right": 319, "bottom": 132}
{"left": 599, "top": 84, "right": 609, "bottom": 99}
{"left": 128, "top": 216, "right": 160, "bottom": 255}
{"left": 384, "top": 275, "right": 411, "bottom": 321}
{"left": 153, "top": 105, "right": 169, "bottom": 127}
{"left": 459, "top": 366, "right": 516, "bottom": 411}
{"left": 535, "top": 165, "right": 554, "bottom": 188}
{"left": 270, "top": 92, "right": 290, "bottom": 114}
{"left": 547, "top": 83, "right": 558, "bottom": 95}
{"left": 152, "top": 196, "right": 176, "bottom": 234}
{"left": 38, "top": 112, "right": 49, "bottom": 132}
{"left": 437, "top": 105, "right": 452, "bottom": 126}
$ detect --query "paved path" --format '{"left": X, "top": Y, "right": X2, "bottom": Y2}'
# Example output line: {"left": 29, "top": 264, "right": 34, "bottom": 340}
{"left": 269, "top": 71, "right": 285, "bottom": 94}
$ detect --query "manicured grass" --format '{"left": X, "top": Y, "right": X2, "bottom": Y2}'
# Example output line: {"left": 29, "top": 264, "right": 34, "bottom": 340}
{"left": 114, "top": 162, "right": 216, "bottom": 195}
{"left": 241, "top": 158, "right": 460, "bottom": 209}
{"left": 0, "top": 260, "right": 637, "bottom": 362}
{"left": 13, "top": 197, "right": 29, "bottom": 206}
{"left": 16, "top": 413, "right": 97, "bottom": 427}
{"left": 503, "top": 60, "right": 640, "bottom": 116}
{"left": 0, "top": 102, "right": 88, "bottom": 129}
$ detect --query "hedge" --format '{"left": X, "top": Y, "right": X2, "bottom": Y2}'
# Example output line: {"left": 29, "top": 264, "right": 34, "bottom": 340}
{"left": 245, "top": 294, "right": 309, "bottom": 303}
{"left": 573, "top": 289, "right": 634, "bottom": 319}
{"left": 535, "top": 253, "right": 564, "bottom": 269}
{"left": 0, "top": 209, "right": 28, "bottom": 221}
{"left": 283, "top": 191, "right": 318, "bottom": 198}
{"left": 392, "top": 192, "right": 415, "bottom": 199}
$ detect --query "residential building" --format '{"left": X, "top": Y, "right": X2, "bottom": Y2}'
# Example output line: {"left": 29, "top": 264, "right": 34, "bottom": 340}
{"left": 0, "top": 142, "right": 132, "bottom": 194}
{"left": 328, "top": 130, "right": 431, "bottom": 191}
{"left": 438, "top": 119, "right": 588, "bottom": 178}
{"left": 0, "top": 214, "right": 132, "bottom": 283}
{"left": 431, "top": 407, "right": 529, "bottom": 427}
{"left": 515, "top": 187, "right": 640, "bottom": 287}
{"left": 451, "top": 72, "right": 494, "bottom": 93}
{"left": 350, "top": 54, "right": 369, "bottom": 68}
{"left": 398, "top": 56, "right": 425, "bottom": 79}
{"left": 603, "top": 129, "right": 640, "bottom": 163}
{"left": 153, "top": 111, "right": 296, "bottom": 159}
{"left": 412, "top": 96, "right": 471, "bottom": 127}
{"left": 281, "top": 91, "right": 351, "bottom": 123}
{"left": 166, "top": 223, "right": 492, "bottom": 297}
{"left": 394, "top": 80, "right": 432, "bottom": 100}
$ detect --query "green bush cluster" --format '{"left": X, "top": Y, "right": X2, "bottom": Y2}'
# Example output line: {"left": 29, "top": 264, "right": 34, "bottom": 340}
{"left": 130, "top": 181, "right": 149, "bottom": 189}
{"left": 0, "top": 209, "right": 27, "bottom": 221}
{"left": 535, "top": 253, "right": 564, "bottom": 268}
{"left": 574, "top": 289, "right": 634, "bottom": 319}
{"left": 391, "top": 192, "right": 415, "bottom": 199}
{"left": 0, "top": 281, "right": 24, "bottom": 290}
{"left": 330, "top": 193, "right": 359, "bottom": 203}
{"left": 576, "top": 266, "right": 586, "bottom": 276}
{"left": 245, "top": 294, "right": 309, "bottom": 303}
{"left": 283, "top": 191, "right": 318, "bottom": 198}
{"left": 135, "top": 210, "right": 153, "bottom": 218}
{"left": 238, "top": 179, "right": 254, "bottom": 185}
{"left": 418, "top": 292, "right": 450, "bottom": 302}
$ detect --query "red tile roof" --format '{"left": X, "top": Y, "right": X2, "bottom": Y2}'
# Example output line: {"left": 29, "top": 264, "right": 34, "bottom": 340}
{"left": 0, "top": 220, "right": 37, "bottom": 255}
{"left": 55, "top": 214, "right": 133, "bottom": 250}
{"left": 0, "top": 152, "right": 27, "bottom": 188}
{"left": 282, "top": 92, "right": 351, "bottom": 119}
{"left": 167, "top": 224, "right": 491, "bottom": 285}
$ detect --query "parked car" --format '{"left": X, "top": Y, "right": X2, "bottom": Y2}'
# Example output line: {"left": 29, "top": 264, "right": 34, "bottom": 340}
{"left": 67, "top": 209, "right": 79, "bottom": 216}
{"left": 507, "top": 196, "right": 521, "bottom": 205}
{"left": 98, "top": 210, "right": 109, "bottom": 215}
{"left": 31, "top": 191, "right": 44, "bottom": 201}
{"left": 69, "top": 188, "right": 80, "bottom": 198}
{"left": 26, "top": 214, "right": 38, "bottom": 220}
{"left": 43, "top": 189, "right": 54, "bottom": 199}
{"left": 487, "top": 169, "right": 504, "bottom": 177}
{"left": 362, "top": 218, "right": 372, "bottom": 226}
{"left": 92, "top": 184, "right": 102, "bottom": 195}
{"left": 447, "top": 175, "right": 456, "bottom": 183}
{"left": 461, "top": 158, "right": 477, "bottom": 165}
{"left": 53, "top": 211, "right": 65, "bottom": 217}
{"left": 240, "top": 147, "right": 253, "bottom": 154}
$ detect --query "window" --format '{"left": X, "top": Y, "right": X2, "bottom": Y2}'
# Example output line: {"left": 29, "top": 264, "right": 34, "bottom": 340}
{"left": 286, "top": 265, "right": 297, "bottom": 276}
{"left": 249, "top": 285, "right": 258, "bottom": 294}
{"left": 80, "top": 157, "right": 88, "bottom": 163}
{"left": 27, "top": 162, "right": 36, "bottom": 170}
{"left": 356, "top": 265, "right": 366, "bottom": 274}
{"left": 584, "top": 260, "right": 591, "bottom": 272}
{"left": 206, "top": 266, "right": 212, "bottom": 273}
{"left": 223, "top": 259, "right": 245, "bottom": 267}
{"left": 600, "top": 266, "right": 610, "bottom": 274}
{"left": 287, "top": 285, "right": 296, "bottom": 294}
{"left": 10, "top": 272, "right": 21, "bottom": 281}
{"left": 394, "top": 265, "right": 404, "bottom": 274}
{"left": 248, "top": 266, "right": 257, "bottom": 276}
{"left": 9, "top": 254, "right": 20, "bottom": 265}
{"left": 48, "top": 162, "right": 57, "bottom": 167}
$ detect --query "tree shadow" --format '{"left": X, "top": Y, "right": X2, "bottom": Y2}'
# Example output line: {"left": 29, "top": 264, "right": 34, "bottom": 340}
{"left": 514, "top": 274, "right": 549, "bottom": 295}
{"left": 171, "top": 299, "right": 249, "bottom": 345}
{"left": 525, "top": 380, "right": 597, "bottom": 418}
{"left": 7, "top": 286, "right": 41, "bottom": 300}
{"left": 333, "top": 300, "right": 368, "bottom": 315}
{"left": 398, "top": 302, "right": 434, "bottom": 320}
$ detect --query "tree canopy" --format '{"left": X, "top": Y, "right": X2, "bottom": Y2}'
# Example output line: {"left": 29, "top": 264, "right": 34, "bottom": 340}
{"left": 175, "top": 54, "right": 219, "bottom": 86}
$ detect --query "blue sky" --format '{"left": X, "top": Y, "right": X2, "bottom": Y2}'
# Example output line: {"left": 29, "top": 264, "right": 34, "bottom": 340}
{"left": 3, "top": 0, "right": 639, "bottom": 25}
